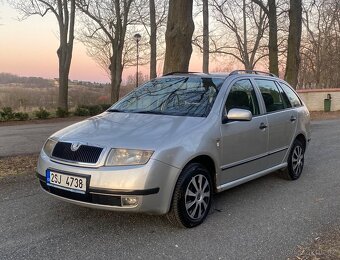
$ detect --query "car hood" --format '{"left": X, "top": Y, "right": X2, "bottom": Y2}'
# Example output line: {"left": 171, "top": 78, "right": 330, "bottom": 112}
{"left": 52, "top": 112, "right": 206, "bottom": 150}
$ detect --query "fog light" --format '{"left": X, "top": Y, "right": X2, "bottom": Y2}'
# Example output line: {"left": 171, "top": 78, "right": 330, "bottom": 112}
{"left": 122, "top": 196, "right": 138, "bottom": 206}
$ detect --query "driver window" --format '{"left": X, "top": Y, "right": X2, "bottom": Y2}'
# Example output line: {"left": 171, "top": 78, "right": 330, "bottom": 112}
{"left": 225, "top": 79, "right": 260, "bottom": 115}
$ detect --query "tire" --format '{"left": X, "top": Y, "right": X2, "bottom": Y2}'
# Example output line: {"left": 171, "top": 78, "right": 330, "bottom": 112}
{"left": 282, "top": 139, "right": 305, "bottom": 180}
{"left": 167, "top": 163, "right": 213, "bottom": 228}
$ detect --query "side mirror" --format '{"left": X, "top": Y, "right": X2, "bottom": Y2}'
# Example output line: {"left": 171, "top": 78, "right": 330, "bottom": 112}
{"left": 222, "top": 108, "right": 252, "bottom": 124}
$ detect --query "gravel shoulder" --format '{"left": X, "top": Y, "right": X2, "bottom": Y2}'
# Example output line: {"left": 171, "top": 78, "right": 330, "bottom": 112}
{"left": 292, "top": 225, "right": 340, "bottom": 259}
{"left": 0, "top": 154, "right": 38, "bottom": 181}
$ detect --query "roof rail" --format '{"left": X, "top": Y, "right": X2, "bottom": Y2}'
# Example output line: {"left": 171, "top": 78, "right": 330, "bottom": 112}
{"left": 230, "top": 70, "right": 278, "bottom": 77}
{"left": 163, "top": 71, "right": 200, "bottom": 76}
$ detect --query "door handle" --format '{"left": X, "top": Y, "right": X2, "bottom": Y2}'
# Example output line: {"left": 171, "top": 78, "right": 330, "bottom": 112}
{"left": 259, "top": 123, "right": 267, "bottom": 130}
{"left": 290, "top": 116, "right": 297, "bottom": 122}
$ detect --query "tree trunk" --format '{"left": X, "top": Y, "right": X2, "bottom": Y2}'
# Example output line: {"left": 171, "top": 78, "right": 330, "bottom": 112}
{"left": 56, "top": 0, "right": 75, "bottom": 112}
{"left": 202, "top": 0, "right": 209, "bottom": 73}
{"left": 163, "top": 0, "right": 194, "bottom": 74}
{"left": 58, "top": 67, "right": 68, "bottom": 110}
{"left": 111, "top": 65, "right": 123, "bottom": 103}
{"left": 108, "top": 0, "right": 130, "bottom": 103}
{"left": 242, "top": 0, "right": 252, "bottom": 70}
{"left": 110, "top": 67, "right": 123, "bottom": 104}
{"left": 149, "top": 0, "right": 157, "bottom": 79}
{"left": 110, "top": 50, "right": 121, "bottom": 103}
{"left": 285, "top": 0, "right": 302, "bottom": 88}
{"left": 110, "top": 54, "right": 117, "bottom": 103}
{"left": 268, "top": 0, "right": 278, "bottom": 76}
{"left": 110, "top": 41, "right": 124, "bottom": 103}
{"left": 252, "top": 0, "right": 278, "bottom": 75}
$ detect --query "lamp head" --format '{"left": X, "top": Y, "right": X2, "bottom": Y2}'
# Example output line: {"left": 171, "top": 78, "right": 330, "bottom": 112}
{"left": 134, "top": 33, "right": 141, "bottom": 42}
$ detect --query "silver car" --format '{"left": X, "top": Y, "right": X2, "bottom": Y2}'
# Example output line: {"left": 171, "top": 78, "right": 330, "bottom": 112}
{"left": 36, "top": 70, "right": 311, "bottom": 228}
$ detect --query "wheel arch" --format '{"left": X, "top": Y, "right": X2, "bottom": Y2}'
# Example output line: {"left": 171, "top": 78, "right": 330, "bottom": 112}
{"left": 295, "top": 133, "right": 307, "bottom": 150}
{"left": 166, "top": 155, "right": 217, "bottom": 227}
{"left": 181, "top": 154, "right": 218, "bottom": 192}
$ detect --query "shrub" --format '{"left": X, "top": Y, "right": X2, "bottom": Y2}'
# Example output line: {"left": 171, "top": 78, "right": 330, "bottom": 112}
{"left": 73, "top": 104, "right": 110, "bottom": 117}
{"left": 99, "top": 104, "right": 112, "bottom": 111}
{"left": 35, "top": 107, "right": 50, "bottom": 119}
{"left": 76, "top": 105, "right": 102, "bottom": 116}
{"left": 14, "top": 112, "right": 29, "bottom": 121}
{"left": 56, "top": 107, "right": 69, "bottom": 118}
{"left": 86, "top": 105, "right": 102, "bottom": 116}
{"left": 74, "top": 107, "right": 90, "bottom": 116}
{"left": 0, "top": 107, "right": 15, "bottom": 121}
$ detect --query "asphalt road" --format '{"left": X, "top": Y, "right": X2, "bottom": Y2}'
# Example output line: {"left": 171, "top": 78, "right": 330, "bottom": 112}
{"left": 0, "top": 119, "right": 340, "bottom": 259}
{"left": 0, "top": 120, "right": 80, "bottom": 157}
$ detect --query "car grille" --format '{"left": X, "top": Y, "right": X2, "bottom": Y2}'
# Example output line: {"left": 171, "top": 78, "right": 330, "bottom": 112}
{"left": 52, "top": 142, "right": 103, "bottom": 164}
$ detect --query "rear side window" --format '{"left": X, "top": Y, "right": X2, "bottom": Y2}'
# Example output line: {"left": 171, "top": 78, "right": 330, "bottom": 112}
{"left": 279, "top": 82, "right": 302, "bottom": 107}
{"left": 225, "top": 79, "right": 260, "bottom": 115}
{"left": 275, "top": 82, "right": 291, "bottom": 108}
{"left": 255, "top": 79, "right": 285, "bottom": 113}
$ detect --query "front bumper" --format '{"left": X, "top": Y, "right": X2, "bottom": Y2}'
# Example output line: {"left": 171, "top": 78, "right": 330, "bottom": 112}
{"left": 36, "top": 152, "right": 180, "bottom": 214}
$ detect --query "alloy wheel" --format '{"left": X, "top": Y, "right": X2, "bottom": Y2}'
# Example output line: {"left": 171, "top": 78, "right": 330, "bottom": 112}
{"left": 292, "top": 145, "right": 304, "bottom": 176}
{"left": 184, "top": 174, "right": 211, "bottom": 220}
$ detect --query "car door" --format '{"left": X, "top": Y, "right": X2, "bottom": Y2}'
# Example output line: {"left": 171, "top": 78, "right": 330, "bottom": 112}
{"left": 253, "top": 79, "right": 298, "bottom": 167}
{"left": 219, "top": 79, "right": 270, "bottom": 185}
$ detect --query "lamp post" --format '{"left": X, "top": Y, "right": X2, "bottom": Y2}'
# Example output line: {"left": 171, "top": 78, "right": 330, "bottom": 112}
{"left": 134, "top": 33, "right": 141, "bottom": 88}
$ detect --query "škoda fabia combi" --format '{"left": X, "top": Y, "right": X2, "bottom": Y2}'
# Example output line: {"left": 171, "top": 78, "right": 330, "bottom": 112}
{"left": 37, "top": 70, "right": 310, "bottom": 228}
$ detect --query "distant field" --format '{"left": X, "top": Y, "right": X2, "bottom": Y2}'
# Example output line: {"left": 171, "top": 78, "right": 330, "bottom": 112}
{"left": 0, "top": 83, "right": 133, "bottom": 112}
{"left": 0, "top": 73, "right": 144, "bottom": 113}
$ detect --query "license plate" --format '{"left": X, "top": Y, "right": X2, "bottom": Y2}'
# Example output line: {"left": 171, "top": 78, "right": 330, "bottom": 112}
{"left": 46, "top": 170, "right": 87, "bottom": 194}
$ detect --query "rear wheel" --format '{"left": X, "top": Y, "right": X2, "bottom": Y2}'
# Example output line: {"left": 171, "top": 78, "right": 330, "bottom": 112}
{"left": 167, "top": 163, "right": 212, "bottom": 228}
{"left": 282, "top": 139, "right": 305, "bottom": 180}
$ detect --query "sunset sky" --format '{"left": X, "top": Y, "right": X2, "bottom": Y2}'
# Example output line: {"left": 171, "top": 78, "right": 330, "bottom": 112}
{"left": 0, "top": 2, "right": 204, "bottom": 83}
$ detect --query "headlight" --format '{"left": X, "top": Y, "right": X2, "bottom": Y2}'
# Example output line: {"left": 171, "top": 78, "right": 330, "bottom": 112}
{"left": 43, "top": 138, "right": 57, "bottom": 157}
{"left": 105, "top": 149, "right": 154, "bottom": 166}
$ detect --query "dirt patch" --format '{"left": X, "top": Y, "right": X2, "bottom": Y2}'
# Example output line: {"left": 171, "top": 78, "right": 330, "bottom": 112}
{"left": 0, "top": 154, "right": 38, "bottom": 180}
{"left": 291, "top": 226, "right": 340, "bottom": 260}
{"left": 310, "top": 111, "right": 340, "bottom": 121}
{"left": 0, "top": 116, "right": 87, "bottom": 127}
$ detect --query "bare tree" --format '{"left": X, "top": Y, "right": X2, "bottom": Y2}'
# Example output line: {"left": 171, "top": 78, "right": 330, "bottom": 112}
{"left": 134, "top": 0, "right": 168, "bottom": 79}
{"left": 299, "top": 0, "right": 340, "bottom": 89}
{"left": 81, "top": 33, "right": 112, "bottom": 79}
{"left": 77, "top": 0, "right": 134, "bottom": 103}
{"left": 163, "top": 0, "right": 195, "bottom": 74}
{"left": 11, "top": 0, "right": 76, "bottom": 112}
{"left": 206, "top": 0, "right": 268, "bottom": 70}
{"left": 252, "top": 0, "right": 279, "bottom": 75}
{"left": 285, "top": 0, "right": 302, "bottom": 88}
{"left": 202, "top": 0, "right": 209, "bottom": 73}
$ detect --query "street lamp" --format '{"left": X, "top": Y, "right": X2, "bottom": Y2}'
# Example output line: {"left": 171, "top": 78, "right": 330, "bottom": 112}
{"left": 134, "top": 33, "right": 142, "bottom": 88}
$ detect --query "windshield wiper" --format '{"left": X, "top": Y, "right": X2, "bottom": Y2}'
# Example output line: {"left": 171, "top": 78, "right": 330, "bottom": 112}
{"left": 133, "top": 110, "right": 164, "bottom": 115}
{"left": 107, "top": 109, "right": 125, "bottom": 113}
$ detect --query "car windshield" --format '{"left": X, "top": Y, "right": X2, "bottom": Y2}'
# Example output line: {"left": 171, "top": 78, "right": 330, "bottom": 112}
{"left": 109, "top": 76, "right": 225, "bottom": 117}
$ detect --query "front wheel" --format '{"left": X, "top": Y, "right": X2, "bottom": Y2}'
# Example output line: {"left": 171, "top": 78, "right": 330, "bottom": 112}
{"left": 167, "top": 163, "right": 212, "bottom": 228}
{"left": 283, "top": 139, "right": 305, "bottom": 180}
